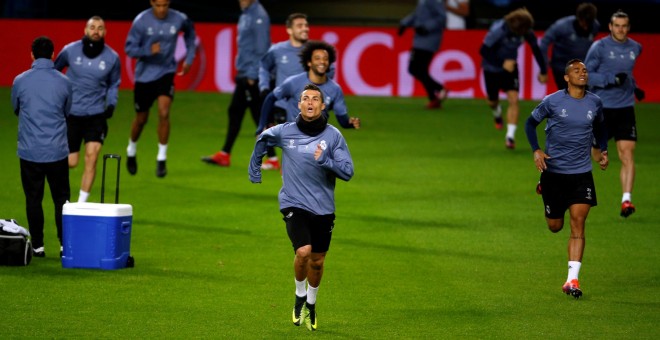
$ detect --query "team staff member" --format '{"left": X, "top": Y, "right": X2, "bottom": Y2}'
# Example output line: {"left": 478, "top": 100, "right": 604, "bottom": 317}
{"left": 480, "top": 7, "right": 547, "bottom": 149}
{"left": 249, "top": 83, "right": 354, "bottom": 331}
{"left": 525, "top": 59, "right": 608, "bottom": 299}
{"left": 257, "top": 40, "right": 360, "bottom": 133}
{"left": 584, "top": 11, "right": 643, "bottom": 218}
{"left": 11, "top": 36, "right": 73, "bottom": 258}
{"left": 55, "top": 16, "right": 120, "bottom": 202}
{"left": 202, "top": 0, "right": 270, "bottom": 167}
{"left": 540, "top": 2, "right": 599, "bottom": 90}
{"left": 125, "top": 0, "right": 197, "bottom": 177}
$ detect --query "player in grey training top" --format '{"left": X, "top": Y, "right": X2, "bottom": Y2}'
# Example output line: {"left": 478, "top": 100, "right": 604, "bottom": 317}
{"left": 55, "top": 16, "right": 120, "bottom": 202}
{"left": 124, "top": 0, "right": 197, "bottom": 178}
{"left": 584, "top": 10, "right": 643, "bottom": 218}
{"left": 258, "top": 40, "right": 360, "bottom": 133}
{"left": 480, "top": 7, "right": 547, "bottom": 149}
{"left": 249, "top": 83, "right": 353, "bottom": 331}
{"left": 540, "top": 2, "right": 599, "bottom": 90}
{"left": 525, "top": 59, "right": 608, "bottom": 299}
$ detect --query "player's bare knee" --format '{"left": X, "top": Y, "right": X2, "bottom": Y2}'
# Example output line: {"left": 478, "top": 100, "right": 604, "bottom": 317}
{"left": 547, "top": 219, "right": 563, "bottom": 233}
{"left": 295, "top": 245, "right": 312, "bottom": 259}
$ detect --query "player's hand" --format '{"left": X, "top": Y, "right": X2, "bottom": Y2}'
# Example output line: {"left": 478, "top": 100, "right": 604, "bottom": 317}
{"left": 314, "top": 143, "right": 323, "bottom": 161}
{"left": 178, "top": 63, "right": 191, "bottom": 76}
{"left": 598, "top": 151, "right": 609, "bottom": 170}
{"left": 103, "top": 105, "right": 115, "bottom": 119}
{"left": 614, "top": 72, "right": 627, "bottom": 86}
{"left": 503, "top": 59, "right": 516, "bottom": 73}
{"left": 414, "top": 26, "right": 429, "bottom": 36}
{"left": 537, "top": 73, "right": 548, "bottom": 84}
{"left": 151, "top": 42, "right": 161, "bottom": 55}
{"left": 397, "top": 25, "right": 406, "bottom": 36}
{"left": 533, "top": 149, "right": 550, "bottom": 172}
{"left": 349, "top": 117, "right": 361, "bottom": 129}
{"left": 634, "top": 87, "right": 645, "bottom": 101}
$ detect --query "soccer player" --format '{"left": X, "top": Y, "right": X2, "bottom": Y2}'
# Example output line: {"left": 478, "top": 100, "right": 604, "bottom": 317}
{"left": 540, "top": 2, "right": 599, "bottom": 90}
{"left": 584, "top": 10, "right": 643, "bottom": 218}
{"left": 249, "top": 83, "right": 354, "bottom": 331}
{"left": 398, "top": 0, "right": 449, "bottom": 109}
{"left": 480, "top": 7, "right": 548, "bottom": 149}
{"left": 524, "top": 59, "right": 609, "bottom": 299}
{"left": 258, "top": 13, "right": 307, "bottom": 170}
{"left": 124, "top": 0, "right": 197, "bottom": 177}
{"left": 11, "top": 36, "right": 73, "bottom": 258}
{"left": 55, "top": 16, "right": 121, "bottom": 202}
{"left": 201, "top": 0, "right": 270, "bottom": 167}
{"left": 256, "top": 40, "right": 360, "bottom": 134}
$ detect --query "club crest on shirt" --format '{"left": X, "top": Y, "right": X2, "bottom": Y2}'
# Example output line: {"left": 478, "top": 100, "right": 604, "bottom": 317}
{"left": 586, "top": 110, "right": 593, "bottom": 120}
{"left": 287, "top": 139, "right": 296, "bottom": 149}
{"left": 75, "top": 56, "right": 83, "bottom": 65}
{"left": 559, "top": 109, "right": 568, "bottom": 118}
{"left": 318, "top": 140, "right": 327, "bottom": 151}
{"left": 147, "top": 27, "right": 154, "bottom": 36}
{"left": 99, "top": 60, "right": 106, "bottom": 71}
{"left": 281, "top": 55, "right": 289, "bottom": 64}
{"left": 170, "top": 25, "right": 176, "bottom": 35}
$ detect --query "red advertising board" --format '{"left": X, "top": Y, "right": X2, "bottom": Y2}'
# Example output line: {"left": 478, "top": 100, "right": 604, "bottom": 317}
{"left": 0, "top": 19, "right": 657, "bottom": 102}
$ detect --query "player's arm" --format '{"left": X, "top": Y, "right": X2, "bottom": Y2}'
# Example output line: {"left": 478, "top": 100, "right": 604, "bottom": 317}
{"left": 249, "top": 125, "right": 281, "bottom": 183}
{"left": 258, "top": 49, "right": 275, "bottom": 94}
{"left": 53, "top": 46, "right": 69, "bottom": 71}
{"left": 104, "top": 57, "right": 122, "bottom": 118}
{"left": 256, "top": 91, "right": 277, "bottom": 135}
{"left": 525, "top": 31, "right": 548, "bottom": 82}
{"left": 593, "top": 105, "right": 609, "bottom": 170}
{"left": 316, "top": 136, "right": 354, "bottom": 182}
{"left": 124, "top": 21, "right": 150, "bottom": 58}
{"left": 584, "top": 41, "right": 621, "bottom": 88}
{"left": 180, "top": 16, "right": 196, "bottom": 75}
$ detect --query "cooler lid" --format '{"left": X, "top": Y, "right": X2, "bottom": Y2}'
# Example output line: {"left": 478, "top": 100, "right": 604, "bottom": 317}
{"left": 63, "top": 202, "right": 133, "bottom": 217}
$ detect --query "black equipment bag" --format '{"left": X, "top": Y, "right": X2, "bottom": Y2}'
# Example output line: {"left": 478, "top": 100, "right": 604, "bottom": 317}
{"left": 0, "top": 219, "right": 32, "bottom": 266}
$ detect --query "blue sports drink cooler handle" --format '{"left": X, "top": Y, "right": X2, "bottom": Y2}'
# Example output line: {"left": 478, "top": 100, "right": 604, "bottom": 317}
{"left": 101, "top": 154, "right": 121, "bottom": 204}
{"left": 121, "top": 221, "right": 131, "bottom": 234}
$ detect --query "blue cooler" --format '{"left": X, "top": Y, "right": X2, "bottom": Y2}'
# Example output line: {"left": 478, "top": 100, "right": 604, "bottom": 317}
{"left": 62, "top": 202, "right": 133, "bottom": 270}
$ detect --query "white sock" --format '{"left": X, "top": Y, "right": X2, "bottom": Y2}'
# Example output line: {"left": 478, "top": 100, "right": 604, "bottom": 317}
{"left": 306, "top": 285, "right": 318, "bottom": 305}
{"left": 567, "top": 261, "right": 581, "bottom": 281}
{"left": 78, "top": 190, "right": 89, "bottom": 203}
{"left": 157, "top": 143, "right": 167, "bottom": 161}
{"left": 506, "top": 124, "right": 517, "bottom": 140}
{"left": 622, "top": 192, "right": 631, "bottom": 203}
{"left": 127, "top": 139, "right": 137, "bottom": 157}
{"left": 295, "top": 278, "right": 307, "bottom": 297}
{"left": 492, "top": 105, "right": 502, "bottom": 118}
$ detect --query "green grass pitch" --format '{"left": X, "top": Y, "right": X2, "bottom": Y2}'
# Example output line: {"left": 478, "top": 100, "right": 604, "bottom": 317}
{"left": 1, "top": 87, "right": 658, "bottom": 338}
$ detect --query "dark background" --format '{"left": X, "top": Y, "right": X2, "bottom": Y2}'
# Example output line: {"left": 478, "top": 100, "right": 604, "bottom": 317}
{"left": 2, "top": 0, "right": 659, "bottom": 33}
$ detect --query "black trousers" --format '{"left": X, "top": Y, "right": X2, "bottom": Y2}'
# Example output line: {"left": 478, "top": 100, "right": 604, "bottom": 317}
{"left": 19, "top": 158, "right": 70, "bottom": 249}
{"left": 222, "top": 77, "right": 275, "bottom": 157}
{"left": 408, "top": 48, "right": 444, "bottom": 101}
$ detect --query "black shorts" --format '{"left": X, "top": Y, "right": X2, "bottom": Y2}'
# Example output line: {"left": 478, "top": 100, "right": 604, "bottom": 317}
{"left": 281, "top": 207, "right": 335, "bottom": 253}
{"left": 603, "top": 106, "right": 637, "bottom": 142}
{"left": 67, "top": 114, "right": 108, "bottom": 153}
{"left": 484, "top": 67, "right": 519, "bottom": 101}
{"left": 540, "top": 171, "right": 597, "bottom": 219}
{"left": 134, "top": 73, "right": 175, "bottom": 112}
